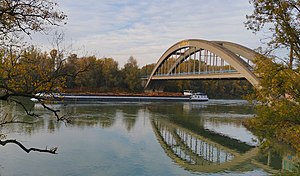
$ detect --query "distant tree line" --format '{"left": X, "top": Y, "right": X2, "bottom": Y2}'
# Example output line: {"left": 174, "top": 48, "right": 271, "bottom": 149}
{"left": 0, "top": 44, "right": 253, "bottom": 98}
{"left": 63, "top": 55, "right": 144, "bottom": 93}
{"left": 61, "top": 53, "right": 253, "bottom": 98}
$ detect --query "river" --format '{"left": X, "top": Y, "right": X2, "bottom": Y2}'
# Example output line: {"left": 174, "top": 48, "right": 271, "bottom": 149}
{"left": 0, "top": 100, "right": 297, "bottom": 175}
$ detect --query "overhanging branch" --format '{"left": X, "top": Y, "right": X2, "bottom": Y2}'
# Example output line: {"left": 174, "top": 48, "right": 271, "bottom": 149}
{"left": 0, "top": 139, "right": 57, "bottom": 154}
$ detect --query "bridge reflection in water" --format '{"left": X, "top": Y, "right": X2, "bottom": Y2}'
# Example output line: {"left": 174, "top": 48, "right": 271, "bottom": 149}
{"left": 153, "top": 119, "right": 234, "bottom": 164}
{"left": 150, "top": 113, "right": 272, "bottom": 173}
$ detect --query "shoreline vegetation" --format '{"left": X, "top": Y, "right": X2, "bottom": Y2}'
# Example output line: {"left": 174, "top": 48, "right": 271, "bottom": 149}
{"left": 61, "top": 83, "right": 252, "bottom": 99}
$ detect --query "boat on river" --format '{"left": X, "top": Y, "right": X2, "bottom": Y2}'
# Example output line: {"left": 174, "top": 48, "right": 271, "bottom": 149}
{"left": 30, "top": 92, "right": 208, "bottom": 103}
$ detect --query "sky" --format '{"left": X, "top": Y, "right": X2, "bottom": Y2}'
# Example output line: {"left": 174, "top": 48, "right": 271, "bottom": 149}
{"left": 31, "top": 0, "right": 264, "bottom": 67}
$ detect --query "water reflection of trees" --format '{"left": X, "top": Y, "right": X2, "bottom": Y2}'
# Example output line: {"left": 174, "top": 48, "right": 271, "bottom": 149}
{"left": 124, "top": 108, "right": 143, "bottom": 131}
{"left": 62, "top": 104, "right": 139, "bottom": 131}
{"left": 0, "top": 102, "right": 142, "bottom": 135}
{"left": 0, "top": 101, "right": 46, "bottom": 135}
{"left": 0, "top": 101, "right": 58, "bottom": 154}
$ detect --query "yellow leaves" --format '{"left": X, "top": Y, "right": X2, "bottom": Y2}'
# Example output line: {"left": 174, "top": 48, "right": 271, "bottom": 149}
{"left": 253, "top": 56, "right": 300, "bottom": 105}
{"left": 275, "top": 124, "right": 300, "bottom": 155}
{"left": 1, "top": 47, "right": 66, "bottom": 94}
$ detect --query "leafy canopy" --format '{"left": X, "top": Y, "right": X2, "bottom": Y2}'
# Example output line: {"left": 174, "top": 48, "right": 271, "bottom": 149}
{"left": 245, "top": 0, "right": 300, "bottom": 153}
{"left": 0, "top": 0, "right": 67, "bottom": 44}
{"left": 245, "top": 0, "right": 300, "bottom": 67}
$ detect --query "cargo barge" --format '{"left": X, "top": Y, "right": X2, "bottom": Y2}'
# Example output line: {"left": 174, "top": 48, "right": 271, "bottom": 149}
{"left": 31, "top": 92, "right": 208, "bottom": 103}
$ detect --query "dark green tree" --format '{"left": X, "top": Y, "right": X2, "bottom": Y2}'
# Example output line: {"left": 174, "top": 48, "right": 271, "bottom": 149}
{"left": 121, "top": 56, "right": 143, "bottom": 92}
{"left": 101, "top": 58, "right": 119, "bottom": 90}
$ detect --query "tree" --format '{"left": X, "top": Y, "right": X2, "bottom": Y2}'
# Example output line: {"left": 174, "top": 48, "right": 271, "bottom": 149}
{"left": 0, "top": 46, "right": 68, "bottom": 154}
{"left": 101, "top": 58, "right": 119, "bottom": 90}
{"left": 0, "top": 0, "right": 67, "bottom": 154}
{"left": 244, "top": 0, "right": 300, "bottom": 153}
{"left": 64, "top": 54, "right": 79, "bottom": 88}
{"left": 2, "top": 46, "right": 64, "bottom": 92}
{"left": 0, "top": 0, "right": 67, "bottom": 45}
{"left": 140, "top": 63, "right": 155, "bottom": 76}
{"left": 0, "top": 0, "right": 68, "bottom": 102}
{"left": 245, "top": 0, "right": 300, "bottom": 67}
{"left": 0, "top": 0, "right": 68, "bottom": 114}
{"left": 121, "top": 56, "right": 143, "bottom": 92}
{"left": 74, "top": 56, "right": 98, "bottom": 89}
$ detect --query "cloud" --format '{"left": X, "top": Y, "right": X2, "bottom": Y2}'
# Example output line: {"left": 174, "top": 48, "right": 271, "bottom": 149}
{"left": 32, "top": 0, "right": 261, "bottom": 67}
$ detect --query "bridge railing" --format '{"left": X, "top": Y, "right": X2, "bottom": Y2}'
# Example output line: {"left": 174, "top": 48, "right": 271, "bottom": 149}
{"left": 154, "top": 69, "right": 239, "bottom": 77}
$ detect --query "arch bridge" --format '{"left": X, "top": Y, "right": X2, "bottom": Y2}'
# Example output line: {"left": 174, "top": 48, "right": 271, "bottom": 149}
{"left": 144, "top": 39, "right": 260, "bottom": 89}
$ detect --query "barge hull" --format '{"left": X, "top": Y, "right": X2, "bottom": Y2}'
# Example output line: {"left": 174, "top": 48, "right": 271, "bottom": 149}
{"left": 53, "top": 95, "right": 208, "bottom": 103}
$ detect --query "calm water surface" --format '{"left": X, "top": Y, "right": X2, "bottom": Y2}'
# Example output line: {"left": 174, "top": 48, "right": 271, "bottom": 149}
{"left": 0, "top": 100, "right": 296, "bottom": 175}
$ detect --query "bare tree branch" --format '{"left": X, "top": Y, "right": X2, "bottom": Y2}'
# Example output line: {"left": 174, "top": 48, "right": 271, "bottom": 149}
{"left": 0, "top": 120, "right": 34, "bottom": 126}
{"left": 0, "top": 139, "right": 57, "bottom": 154}
{"left": 39, "top": 102, "right": 70, "bottom": 123}
{"left": 12, "top": 99, "right": 39, "bottom": 118}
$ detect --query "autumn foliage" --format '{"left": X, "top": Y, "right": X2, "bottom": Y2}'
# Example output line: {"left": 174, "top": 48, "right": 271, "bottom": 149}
{"left": 244, "top": 0, "right": 300, "bottom": 155}
{"left": 244, "top": 57, "right": 300, "bottom": 154}
{"left": 0, "top": 47, "right": 66, "bottom": 96}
